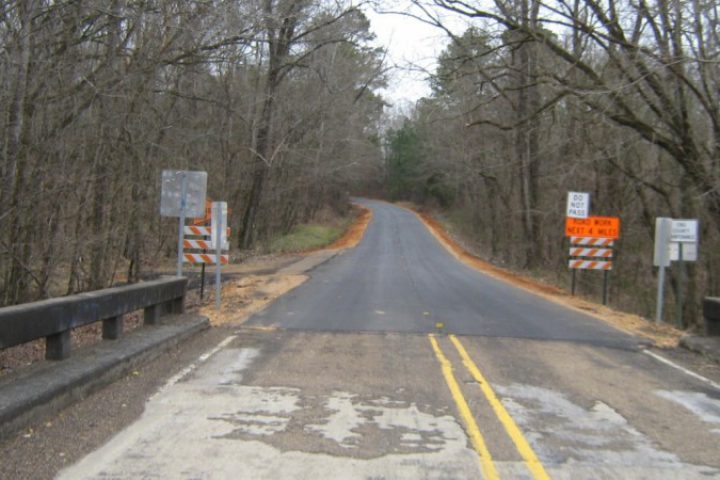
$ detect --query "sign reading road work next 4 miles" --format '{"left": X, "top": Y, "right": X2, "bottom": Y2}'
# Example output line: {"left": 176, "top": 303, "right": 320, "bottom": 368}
{"left": 565, "top": 216, "right": 621, "bottom": 239}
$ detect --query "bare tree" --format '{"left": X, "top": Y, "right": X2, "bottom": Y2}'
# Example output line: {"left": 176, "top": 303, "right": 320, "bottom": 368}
{"left": 0, "top": 0, "right": 385, "bottom": 305}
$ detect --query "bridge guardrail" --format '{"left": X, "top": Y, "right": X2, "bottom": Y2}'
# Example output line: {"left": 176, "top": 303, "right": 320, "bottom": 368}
{"left": 0, "top": 277, "right": 187, "bottom": 360}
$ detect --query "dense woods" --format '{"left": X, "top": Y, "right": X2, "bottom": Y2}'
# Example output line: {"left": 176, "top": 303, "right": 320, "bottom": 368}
{"left": 0, "top": 0, "right": 385, "bottom": 305}
{"left": 386, "top": 0, "right": 720, "bottom": 327}
{"left": 2, "top": 0, "right": 719, "bottom": 329}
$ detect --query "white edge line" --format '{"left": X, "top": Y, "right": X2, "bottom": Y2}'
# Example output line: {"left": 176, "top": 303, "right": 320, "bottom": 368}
{"left": 150, "top": 335, "right": 238, "bottom": 399}
{"left": 643, "top": 349, "right": 720, "bottom": 391}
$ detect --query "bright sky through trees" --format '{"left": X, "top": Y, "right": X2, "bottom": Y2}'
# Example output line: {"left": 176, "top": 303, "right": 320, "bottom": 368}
{"left": 365, "top": 2, "right": 467, "bottom": 105}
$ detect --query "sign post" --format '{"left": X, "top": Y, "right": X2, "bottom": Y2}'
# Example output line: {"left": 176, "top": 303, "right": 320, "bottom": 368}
{"left": 212, "top": 202, "right": 228, "bottom": 311}
{"left": 160, "top": 170, "right": 207, "bottom": 277}
{"left": 677, "top": 243, "right": 684, "bottom": 328}
{"left": 670, "top": 219, "right": 698, "bottom": 328}
{"left": 177, "top": 176, "right": 188, "bottom": 277}
{"left": 567, "top": 192, "right": 590, "bottom": 295}
{"left": 653, "top": 217, "right": 672, "bottom": 323}
{"left": 192, "top": 201, "right": 213, "bottom": 300}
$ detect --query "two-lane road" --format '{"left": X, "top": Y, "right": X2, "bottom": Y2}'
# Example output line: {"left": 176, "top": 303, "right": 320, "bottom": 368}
{"left": 59, "top": 200, "right": 720, "bottom": 479}
{"left": 252, "top": 200, "right": 636, "bottom": 346}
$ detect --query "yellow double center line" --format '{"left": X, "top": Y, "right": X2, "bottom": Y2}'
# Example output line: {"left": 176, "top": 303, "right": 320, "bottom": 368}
{"left": 429, "top": 334, "right": 551, "bottom": 480}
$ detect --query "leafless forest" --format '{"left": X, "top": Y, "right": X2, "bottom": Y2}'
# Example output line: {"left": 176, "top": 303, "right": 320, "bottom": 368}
{"left": 1, "top": 0, "right": 719, "bottom": 329}
{"left": 0, "top": 0, "right": 385, "bottom": 305}
{"left": 384, "top": 0, "right": 720, "bottom": 327}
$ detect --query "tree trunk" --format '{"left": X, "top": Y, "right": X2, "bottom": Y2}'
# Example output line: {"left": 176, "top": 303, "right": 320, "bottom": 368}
{"left": 241, "top": 91, "right": 274, "bottom": 248}
{"left": 514, "top": 0, "right": 542, "bottom": 268}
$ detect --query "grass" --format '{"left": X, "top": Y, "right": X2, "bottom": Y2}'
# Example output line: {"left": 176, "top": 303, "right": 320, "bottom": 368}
{"left": 269, "top": 224, "right": 345, "bottom": 254}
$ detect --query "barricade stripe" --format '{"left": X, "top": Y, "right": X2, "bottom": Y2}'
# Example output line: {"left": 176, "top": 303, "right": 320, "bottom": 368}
{"left": 568, "top": 260, "right": 613, "bottom": 270}
{"left": 183, "top": 240, "right": 212, "bottom": 249}
{"left": 570, "top": 237, "right": 614, "bottom": 247}
{"left": 569, "top": 248, "right": 613, "bottom": 258}
{"left": 183, "top": 254, "right": 229, "bottom": 265}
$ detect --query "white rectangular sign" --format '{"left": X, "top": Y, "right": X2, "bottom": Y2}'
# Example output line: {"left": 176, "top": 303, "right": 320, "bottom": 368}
{"left": 653, "top": 217, "right": 672, "bottom": 267}
{"left": 670, "top": 242, "right": 698, "bottom": 262}
{"left": 567, "top": 192, "right": 590, "bottom": 219}
{"left": 211, "top": 202, "right": 228, "bottom": 250}
{"left": 670, "top": 219, "right": 698, "bottom": 243}
{"left": 160, "top": 170, "right": 207, "bottom": 217}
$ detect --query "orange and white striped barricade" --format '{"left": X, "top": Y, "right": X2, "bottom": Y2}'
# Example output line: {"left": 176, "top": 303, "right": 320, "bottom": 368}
{"left": 182, "top": 226, "right": 230, "bottom": 266}
{"left": 568, "top": 236, "right": 615, "bottom": 305}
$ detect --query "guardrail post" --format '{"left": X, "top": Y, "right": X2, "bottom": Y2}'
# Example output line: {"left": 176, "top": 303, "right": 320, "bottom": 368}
{"left": 704, "top": 297, "right": 720, "bottom": 336}
{"left": 102, "top": 316, "right": 123, "bottom": 340}
{"left": 170, "top": 296, "right": 184, "bottom": 314}
{"left": 46, "top": 330, "right": 71, "bottom": 360}
{"left": 144, "top": 304, "right": 160, "bottom": 325}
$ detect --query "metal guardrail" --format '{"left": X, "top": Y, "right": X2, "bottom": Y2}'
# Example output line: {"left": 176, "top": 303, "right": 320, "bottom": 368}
{"left": 704, "top": 297, "right": 720, "bottom": 336}
{"left": 0, "top": 277, "right": 187, "bottom": 360}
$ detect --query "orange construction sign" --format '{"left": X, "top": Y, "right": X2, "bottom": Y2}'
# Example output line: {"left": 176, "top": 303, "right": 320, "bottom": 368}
{"left": 190, "top": 200, "right": 213, "bottom": 226}
{"left": 191, "top": 199, "right": 231, "bottom": 226}
{"left": 565, "top": 216, "right": 621, "bottom": 239}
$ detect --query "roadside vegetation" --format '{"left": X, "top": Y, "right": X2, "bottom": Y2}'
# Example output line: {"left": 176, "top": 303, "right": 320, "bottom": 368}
{"left": 270, "top": 224, "right": 348, "bottom": 254}
{"left": 381, "top": 1, "right": 720, "bottom": 331}
{"left": 0, "top": 1, "right": 385, "bottom": 306}
{"left": 2, "top": 0, "right": 719, "bottom": 335}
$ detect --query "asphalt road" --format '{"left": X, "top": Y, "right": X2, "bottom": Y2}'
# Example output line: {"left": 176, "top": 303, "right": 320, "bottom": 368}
{"left": 250, "top": 200, "right": 636, "bottom": 347}
{"left": 27, "top": 200, "right": 720, "bottom": 479}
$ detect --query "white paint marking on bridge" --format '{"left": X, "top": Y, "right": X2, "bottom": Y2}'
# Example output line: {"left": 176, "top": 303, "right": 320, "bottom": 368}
{"left": 55, "top": 332, "right": 720, "bottom": 480}
{"left": 656, "top": 391, "right": 720, "bottom": 435}
{"left": 150, "top": 335, "right": 237, "bottom": 400}
{"left": 58, "top": 346, "right": 485, "bottom": 479}
{"left": 643, "top": 350, "right": 720, "bottom": 391}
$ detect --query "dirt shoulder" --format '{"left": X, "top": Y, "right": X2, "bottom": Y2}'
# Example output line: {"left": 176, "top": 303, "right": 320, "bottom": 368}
{"left": 406, "top": 206, "right": 683, "bottom": 348}
{"left": 0, "top": 205, "right": 373, "bottom": 374}
{"left": 325, "top": 206, "right": 372, "bottom": 250}
{"left": 192, "top": 204, "right": 372, "bottom": 327}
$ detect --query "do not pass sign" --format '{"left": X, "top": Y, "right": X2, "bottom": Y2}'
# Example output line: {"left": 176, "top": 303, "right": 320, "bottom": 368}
{"left": 565, "top": 216, "right": 621, "bottom": 239}
{"left": 567, "top": 192, "right": 590, "bottom": 219}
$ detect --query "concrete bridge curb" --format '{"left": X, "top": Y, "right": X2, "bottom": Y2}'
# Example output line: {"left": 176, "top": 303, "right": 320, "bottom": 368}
{"left": 0, "top": 314, "right": 208, "bottom": 441}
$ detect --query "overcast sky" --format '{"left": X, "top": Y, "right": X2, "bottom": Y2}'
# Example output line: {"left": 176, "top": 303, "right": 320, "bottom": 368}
{"left": 364, "top": 3, "right": 468, "bottom": 107}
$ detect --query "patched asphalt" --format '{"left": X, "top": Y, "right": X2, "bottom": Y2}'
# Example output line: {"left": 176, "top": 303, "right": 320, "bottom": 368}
{"left": 248, "top": 200, "right": 638, "bottom": 349}
{"left": 4, "top": 200, "right": 720, "bottom": 479}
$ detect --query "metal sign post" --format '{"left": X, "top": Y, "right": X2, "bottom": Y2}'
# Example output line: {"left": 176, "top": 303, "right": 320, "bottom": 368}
{"left": 670, "top": 219, "right": 699, "bottom": 328}
{"left": 653, "top": 218, "right": 672, "bottom": 323}
{"left": 200, "top": 261, "right": 206, "bottom": 300}
{"left": 195, "top": 202, "right": 213, "bottom": 300}
{"left": 567, "top": 192, "right": 589, "bottom": 297}
{"left": 160, "top": 170, "right": 207, "bottom": 277}
{"left": 603, "top": 270, "right": 609, "bottom": 306}
{"left": 176, "top": 174, "right": 188, "bottom": 277}
{"left": 677, "top": 243, "right": 684, "bottom": 328}
{"left": 212, "top": 202, "right": 228, "bottom": 310}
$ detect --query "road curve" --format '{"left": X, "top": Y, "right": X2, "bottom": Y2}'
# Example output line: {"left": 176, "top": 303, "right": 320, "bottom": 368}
{"left": 250, "top": 199, "right": 635, "bottom": 347}
{"left": 51, "top": 199, "right": 720, "bottom": 480}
